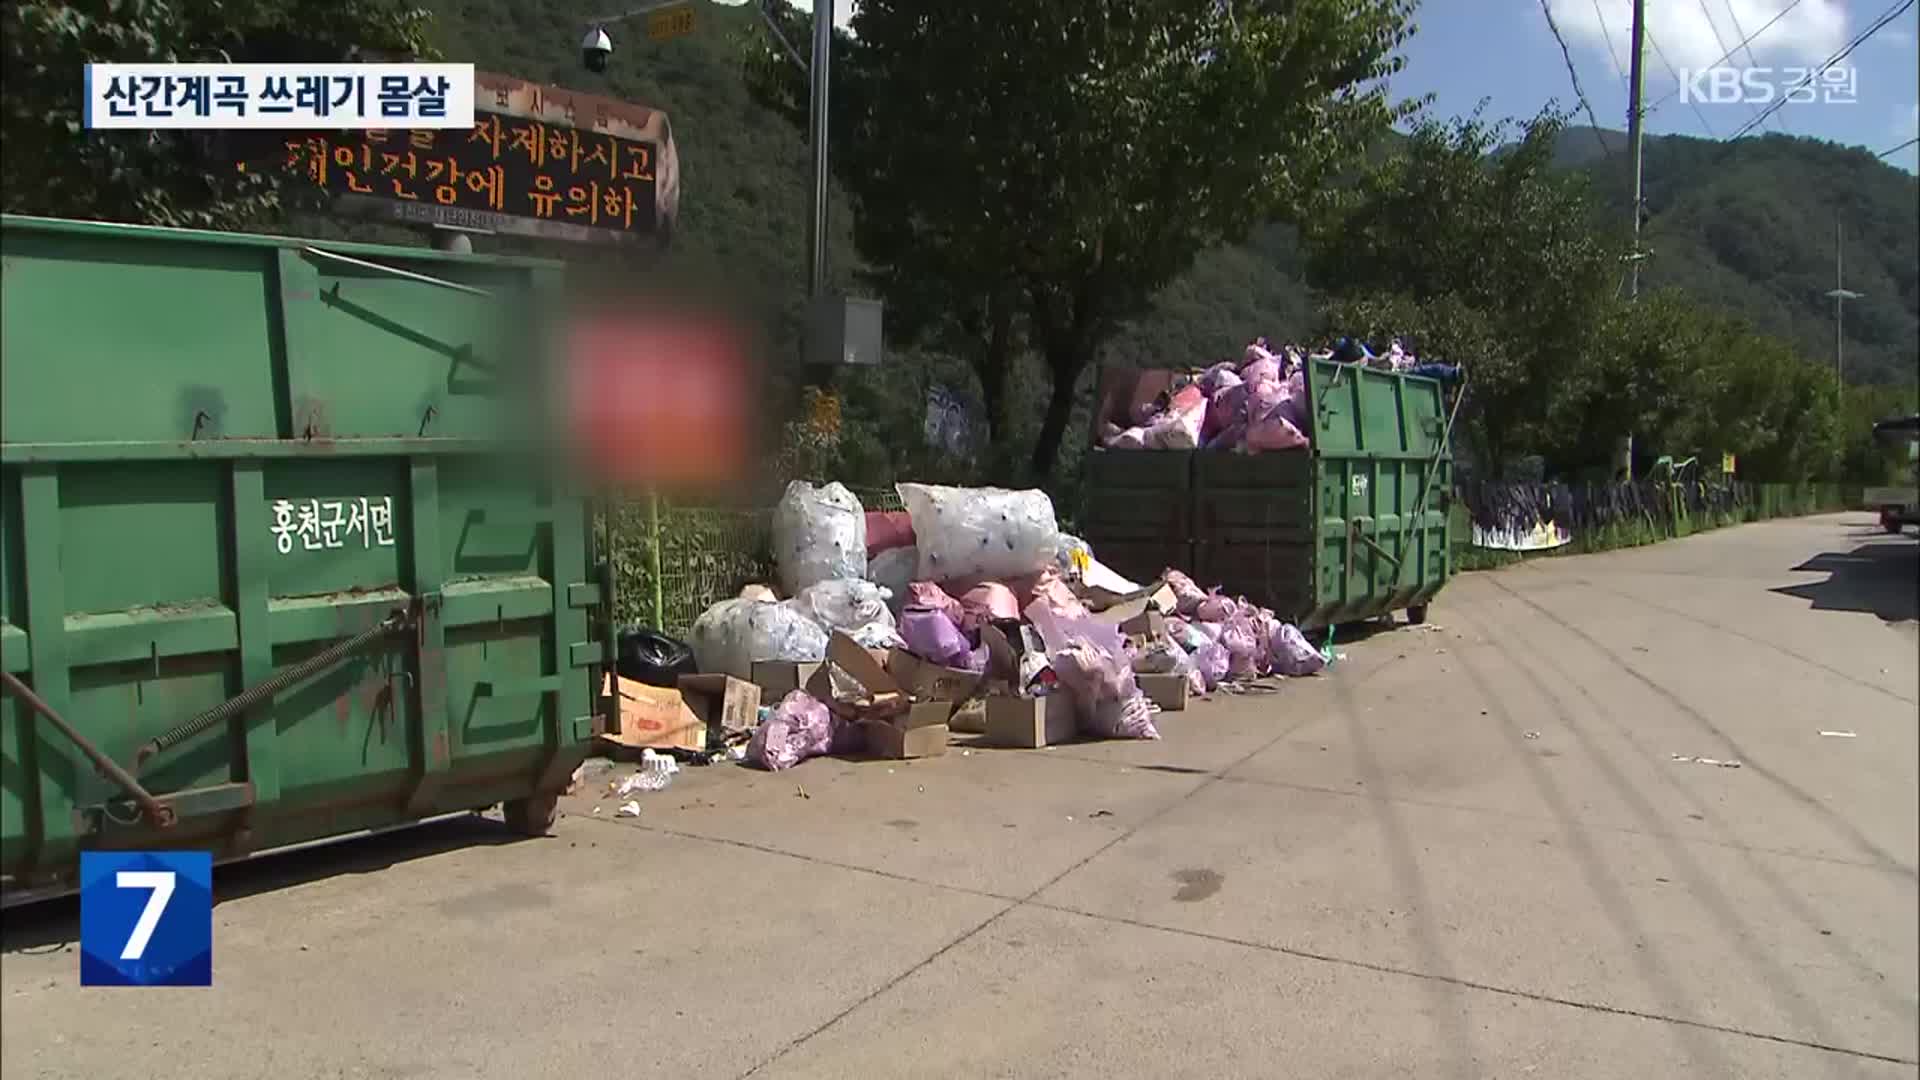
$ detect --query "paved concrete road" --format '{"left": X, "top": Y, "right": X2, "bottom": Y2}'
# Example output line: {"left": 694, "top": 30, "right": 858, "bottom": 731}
{"left": 5, "top": 513, "right": 1915, "bottom": 1079}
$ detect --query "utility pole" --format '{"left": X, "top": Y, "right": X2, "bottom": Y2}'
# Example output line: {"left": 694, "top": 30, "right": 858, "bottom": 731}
{"left": 1827, "top": 217, "right": 1864, "bottom": 384}
{"left": 1625, "top": 0, "right": 1647, "bottom": 301}
{"left": 805, "top": 0, "right": 832, "bottom": 298}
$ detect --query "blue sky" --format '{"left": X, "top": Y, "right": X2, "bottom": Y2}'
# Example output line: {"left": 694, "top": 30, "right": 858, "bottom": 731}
{"left": 1389, "top": 0, "right": 1919, "bottom": 172}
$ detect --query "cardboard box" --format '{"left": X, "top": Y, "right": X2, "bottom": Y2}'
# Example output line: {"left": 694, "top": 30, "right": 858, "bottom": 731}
{"left": 676, "top": 674, "right": 761, "bottom": 738}
{"left": 986, "top": 694, "right": 1075, "bottom": 749}
{"left": 752, "top": 660, "right": 823, "bottom": 701}
{"left": 807, "top": 633, "right": 910, "bottom": 721}
{"left": 886, "top": 648, "right": 985, "bottom": 703}
{"left": 865, "top": 719, "right": 950, "bottom": 759}
{"left": 1136, "top": 672, "right": 1190, "bottom": 712}
{"left": 600, "top": 675, "right": 706, "bottom": 752}
{"left": 948, "top": 697, "right": 988, "bottom": 734}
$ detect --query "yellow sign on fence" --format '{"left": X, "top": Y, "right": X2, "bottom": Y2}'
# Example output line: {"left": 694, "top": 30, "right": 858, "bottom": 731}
{"left": 1722, "top": 452, "right": 1737, "bottom": 475}
{"left": 647, "top": 4, "right": 695, "bottom": 41}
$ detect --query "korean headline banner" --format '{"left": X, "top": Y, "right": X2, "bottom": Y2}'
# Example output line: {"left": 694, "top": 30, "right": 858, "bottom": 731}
{"left": 84, "top": 64, "right": 476, "bottom": 129}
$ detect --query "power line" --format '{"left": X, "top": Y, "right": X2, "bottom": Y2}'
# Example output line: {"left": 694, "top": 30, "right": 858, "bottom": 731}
{"left": 1540, "top": 0, "right": 1618, "bottom": 160}
{"left": 1689, "top": 0, "right": 1774, "bottom": 131}
{"left": 1877, "top": 135, "right": 1920, "bottom": 158}
{"left": 1593, "top": 0, "right": 1629, "bottom": 83}
{"left": 1729, "top": 0, "right": 1918, "bottom": 139}
{"left": 1719, "top": 0, "right": 1785, "bottom": 133}
{"left": 1651, "top": 0, "right": 1805, "bottom": 109}
{"left": 1645, "top": 29, "right": 1719, "bottom": 136}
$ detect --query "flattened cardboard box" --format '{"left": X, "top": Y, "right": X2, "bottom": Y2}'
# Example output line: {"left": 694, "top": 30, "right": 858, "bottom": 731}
{"left": 886, "top": 648, "right": 985, "bottom": 702}
{"left": 600, "top": 674, "right": 706, "bottom": 752}
{"left": 865, "top": 718, "right": 950, "bottom": 759}
{"left": 676, "top": 674, "right": 761, "bottom": 738}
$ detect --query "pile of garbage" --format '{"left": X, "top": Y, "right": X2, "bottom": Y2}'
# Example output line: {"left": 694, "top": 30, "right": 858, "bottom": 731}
{"left": 669, "top": 479, "right": 1328, "bottom": 773}
{"left": 1097, "top": 336, "right": 1462, "bottom": 452}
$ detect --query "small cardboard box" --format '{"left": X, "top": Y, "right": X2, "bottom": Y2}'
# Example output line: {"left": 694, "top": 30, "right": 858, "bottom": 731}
{"left": 1136, "top": 672, "right": 1190, "bottom": 712}
{"left": 600, "top": 675, "right": 707, "bottom": 752}
{"left": 886, "top": 648, "right": 985, "bottom": 703}
{"left": 986, "top": 694, "right": 1075, "bottom": 749}
{"left": 865, "top": 719, "right": 950, "bottom": 759}
{"left": 676, "top": 674, "right": 761, "bottom": 738}
{"left": 752, "top": 660, "right": 823, "bottom": 701}
{"left": 948, "top": 698, "right": 988, "bottom": 734}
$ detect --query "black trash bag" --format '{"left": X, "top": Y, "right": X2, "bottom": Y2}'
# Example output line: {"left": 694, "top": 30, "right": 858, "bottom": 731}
{"left": 616, "top": 625, "right": 697, "bottom": 687}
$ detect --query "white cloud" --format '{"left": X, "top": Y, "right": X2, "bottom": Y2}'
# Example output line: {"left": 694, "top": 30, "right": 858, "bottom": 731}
{"left": 1548, "top": 0, "right": 1850, "bottom": 73}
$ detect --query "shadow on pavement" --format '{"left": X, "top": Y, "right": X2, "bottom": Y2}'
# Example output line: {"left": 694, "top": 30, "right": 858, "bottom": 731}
{"left": 1771, "top": 534, "right": 1919, "bottom": 623}
{"left": 1, "top": 813, "right": 527, "bottom": 954}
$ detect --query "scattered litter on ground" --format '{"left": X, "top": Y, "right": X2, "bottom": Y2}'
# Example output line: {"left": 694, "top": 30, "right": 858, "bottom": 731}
{"left": 1669, "top": 754, "right": 1742, "bottom": 768}
{"left": 1410, "top": 623, "right": 1445, "bottom": 633}
{"left": 1818, "top": 730, "right": 1857, "bottom": 738}
{"left": 1089, "top": 809, "right": 1114, "bottom": 818}
{"left": 795, "top": 785, "right": 810, "bottom": 800}
{"left": 1523, "top": 731, "right": 1541, "bottom": 740}
{"left": 613, "top": 750, "right": 680, "bottom": 796}
{"left": 616, "top": 800, "right": 642, "bottom": 817}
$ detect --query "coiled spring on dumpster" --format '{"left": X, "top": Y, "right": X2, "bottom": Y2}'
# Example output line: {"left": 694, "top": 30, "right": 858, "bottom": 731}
{"left": 134, "top": 610, "right": 412, "bottom": 771}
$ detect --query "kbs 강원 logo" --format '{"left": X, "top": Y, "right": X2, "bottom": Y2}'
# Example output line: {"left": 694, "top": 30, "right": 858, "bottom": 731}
{"left": 79, "top": 851, "right": 213, "bottom": 986}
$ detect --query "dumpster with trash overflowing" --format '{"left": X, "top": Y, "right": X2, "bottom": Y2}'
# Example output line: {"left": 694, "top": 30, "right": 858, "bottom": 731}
{"left": 0, "top": 216, "right": 609, "bottom": 898}
{"left": 1083, "top": 340, "right": 1457, "bottom": 627}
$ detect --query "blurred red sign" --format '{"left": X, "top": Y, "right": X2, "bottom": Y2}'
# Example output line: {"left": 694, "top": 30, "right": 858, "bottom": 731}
{"left": 567, "top": 311, "right": 753, "bottom": 491}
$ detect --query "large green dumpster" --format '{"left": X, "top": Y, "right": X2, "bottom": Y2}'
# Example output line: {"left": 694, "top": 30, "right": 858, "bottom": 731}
{"left": 0, "top": 216, "right": 609, "bottom": 893}
{"left": 1083, "top": 356, "right": 1454, "bottom": 628}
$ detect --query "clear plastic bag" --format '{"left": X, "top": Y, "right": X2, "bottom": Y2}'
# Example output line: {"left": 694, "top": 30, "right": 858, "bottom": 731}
{"left": 788, "top": 579, "right": 903, "bottom": 651}
{"left": 771, "top": 481, "right": 867, "bottom": 596}
{"left": 899, "top": 483, "right": 1062, "bottom": 582}
{"left": 690, "top": 597, "right": 829, "bottom": 680}
{"left": 867, "top": 546, "right": 919, "bottom": 614}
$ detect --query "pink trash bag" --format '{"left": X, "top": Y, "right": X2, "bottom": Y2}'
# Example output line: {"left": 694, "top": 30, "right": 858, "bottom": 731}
{"left": 957, "top": 581, "right": 1021, "bottom": 630}
{"left": 1270, "top": 622, "right": 1328, "bottom": 676}
{"left": 863, "top": 510, "right": 916, "bottom": 558}
{"left": 906, "top": 581, "right": 965, "bottom": 627}
{"left": 1246, "top": 411, "right": 1310, "bottom": 452}
{"left": 1205, "top": 380, "right": 1248, "bottom": 442}
{"left": 1219, "top": 613, "right": 1262, "bottom": 679}
{"left": 1190, "top": 642, "right": 1230, "bottom": 690}
{"left": 1146, "top": 385, "right": 1207, "bottom": 450}
{"left": 1195, "top": 591, "right": 1239, "bottom": 623}
{"left": 746, "top": 691, "right": 849, "bottom": 771}
{"left": 1163, "top": 570, "right": 1207, "bottom": 615}
{"left": 898, "top": 605, "right": 973, "bottom": 668}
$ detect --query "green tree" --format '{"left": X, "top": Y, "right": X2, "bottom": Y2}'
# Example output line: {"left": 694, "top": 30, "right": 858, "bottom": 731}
{"left": 2, "top": 0, "right": 434, "bottom": 229}
{"left": 1306, "top": 108, "right": 1622, "bottom": 474}
{"left": 752, "top": 0, "right": 1415, "bottom": 480}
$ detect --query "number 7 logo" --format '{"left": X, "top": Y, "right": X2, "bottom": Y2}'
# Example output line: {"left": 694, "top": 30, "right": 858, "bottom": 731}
{"left": 115, "top": 870, "right": 176, "bottom": 960}
{"left": 80, "top": 851, "right": 213, "bottom": 986}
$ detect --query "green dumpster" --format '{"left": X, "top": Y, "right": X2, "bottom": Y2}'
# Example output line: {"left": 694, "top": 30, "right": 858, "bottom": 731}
{"left": 0, "top": 216, "right": 610, "bottom": 895}
{"left": 1082, "top": 356, "right": 1454, "bottom": 628}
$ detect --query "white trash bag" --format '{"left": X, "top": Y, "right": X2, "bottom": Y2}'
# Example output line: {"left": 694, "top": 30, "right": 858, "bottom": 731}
{"left": 787, "top": 579, "right": 905, "bottom": 650}
{"left": 690, "top": 597, "right": 829, "bottom": 680}
{"left": 898, "top": 482, "right": 1062, "bottom": 583}
{"left": 771, "top": 481, "right": 867, "bottom": 596}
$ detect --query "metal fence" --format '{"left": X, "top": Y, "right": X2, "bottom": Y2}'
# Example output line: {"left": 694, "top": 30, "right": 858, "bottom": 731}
{"left": 612, "top": 480, "right": 1858, "bottom": 637}
{"left": 606, "top": 486, "right": 903, "bottom": 635}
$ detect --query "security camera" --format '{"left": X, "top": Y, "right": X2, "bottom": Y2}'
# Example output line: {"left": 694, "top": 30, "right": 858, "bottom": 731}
{"left": 581, "top": 26, "right": 612, "bottom": 73}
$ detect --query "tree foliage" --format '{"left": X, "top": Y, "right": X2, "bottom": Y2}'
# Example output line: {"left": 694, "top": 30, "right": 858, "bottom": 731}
{"left": 752, "top": 0, "right": 1416, "bottom": 479}
{"left": 1306, "top": 108, "right": 1620, "bottom": 472}
{"left": 2, "top": 1, "right": 435, "bottom": 228}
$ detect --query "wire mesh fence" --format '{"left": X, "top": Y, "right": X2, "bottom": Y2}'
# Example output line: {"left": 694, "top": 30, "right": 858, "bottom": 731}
{"left": 611, "top": 480, "right": 1857, "bottom": 636}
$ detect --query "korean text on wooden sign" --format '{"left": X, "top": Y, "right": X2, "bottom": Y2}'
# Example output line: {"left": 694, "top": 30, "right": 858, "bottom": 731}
{"left": 281, "top": 112, "right": 657, "bottom": 237}
{"left": 85, "top": 63, "right": 475, "bottom": 129}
